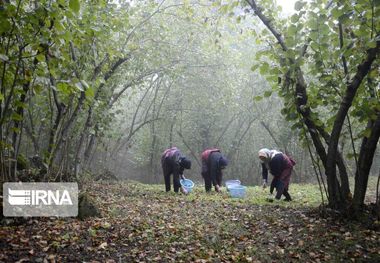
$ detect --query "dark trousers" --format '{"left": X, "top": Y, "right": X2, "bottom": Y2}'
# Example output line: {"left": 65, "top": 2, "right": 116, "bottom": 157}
{"left": 270, "top": 177, "right": 292, "bottom": 201}
{"left": 202, "top": 171, "right": 222, "bottom": 192}
{"left": 162, "top": 158, "right": 180, "bottom": 193}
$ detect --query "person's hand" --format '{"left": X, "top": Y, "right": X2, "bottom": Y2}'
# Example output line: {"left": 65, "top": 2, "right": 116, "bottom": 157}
{"left": 262, "top": 180, "right": 267, "bottom": 189}
{"left": 215, "top": 185, "right": 221, "bottom": 193}
{"left": 180, "top": 174, "right": 186, "bottom": 180}
{"left": 181, "top": 186, "right": 188, "bottom": 195}
{"left": 266, "top": 193, "right": 274, "bottom": 202}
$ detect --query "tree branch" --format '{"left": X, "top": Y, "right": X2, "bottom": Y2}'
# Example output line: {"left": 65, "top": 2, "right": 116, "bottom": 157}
{"left": 177, "top": 130, "right": 201, "bottom": 168}
{"left": 245, "top": 0, "right": 287, "bottom": 51}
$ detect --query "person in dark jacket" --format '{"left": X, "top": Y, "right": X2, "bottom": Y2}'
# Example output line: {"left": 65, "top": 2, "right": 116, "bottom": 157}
{"left": 161, "top": 147, "right": 191, "bottom": 193}
{"left": 201, "top": 148, "right": 228, "bottom": 192}
{"left": 258, "top": 148, "right": 296, "bottom": 201}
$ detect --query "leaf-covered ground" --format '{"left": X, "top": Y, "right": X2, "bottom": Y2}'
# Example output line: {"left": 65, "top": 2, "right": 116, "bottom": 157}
{"left": 1, "top": 179, "right": 379, "bottom": 263}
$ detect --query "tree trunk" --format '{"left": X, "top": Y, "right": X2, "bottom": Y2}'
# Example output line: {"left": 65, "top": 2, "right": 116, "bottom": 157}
{"left": 353, "top": 112, "right": 380, "bottom": 211}
{"left": 217, "top": 0, "right": 380, "bottom": 215}
{"left": 326, "top": 43, "right": 379, "bottom": 209}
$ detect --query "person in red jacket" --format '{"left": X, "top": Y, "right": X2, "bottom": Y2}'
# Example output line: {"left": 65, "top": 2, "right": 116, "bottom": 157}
{"left": 201, "top": 148, "right": 228, "bottom": 192}
{"left": 161, "top": 147, "right": 191, "bottom": 193}
{"left": 258, "top": 148, "right": 296, "bottom": 201}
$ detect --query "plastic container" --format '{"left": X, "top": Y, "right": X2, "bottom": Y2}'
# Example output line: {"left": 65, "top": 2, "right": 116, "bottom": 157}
{"left": 180, "top": 179, "right": 194, "bottom": 193}
{"left": 229, "top": 185, "right": 246, "bottom": 198}
{"left": 225, "top": 180, "right": 241, "bottom": 191}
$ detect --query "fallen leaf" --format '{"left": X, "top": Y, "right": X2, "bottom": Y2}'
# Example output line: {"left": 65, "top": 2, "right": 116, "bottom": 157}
{"left": 98, "top": 242, "right": 108, "bottom": 249}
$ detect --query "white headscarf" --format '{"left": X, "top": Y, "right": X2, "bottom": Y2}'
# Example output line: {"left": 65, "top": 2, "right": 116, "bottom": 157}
{"left": 258, "top": 148, "right": 271, "bottom": 160}
{"left": 258, "top": 148, "right": 282, "bottom": 162}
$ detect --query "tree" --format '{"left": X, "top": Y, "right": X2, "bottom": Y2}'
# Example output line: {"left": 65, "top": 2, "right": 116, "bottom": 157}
{"left": 238, "top": 0, "right": 379, "bottom": 214}
{"left": 0, "top": 0, "right": 163, "bottom": 180}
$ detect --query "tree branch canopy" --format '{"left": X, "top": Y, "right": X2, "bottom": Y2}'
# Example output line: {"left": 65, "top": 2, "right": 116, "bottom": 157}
{"left": 245, "top": 0, "right": 287, "bottom": 51}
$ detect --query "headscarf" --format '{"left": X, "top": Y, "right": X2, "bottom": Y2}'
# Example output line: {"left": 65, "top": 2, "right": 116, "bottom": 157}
{"left": 179, "top": 157, "right": 192, "bottom": 169}
{"left": 258, "top": 148, "right": 282, "bottom": 162}
{"left": 258, "top": 148, "right": 271, "bottom": 160}
{"left": 219, "top": 156, "right": 229, "bottom": 168}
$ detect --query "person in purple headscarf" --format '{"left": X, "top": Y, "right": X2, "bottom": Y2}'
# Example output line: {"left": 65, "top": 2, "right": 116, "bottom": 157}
{"left": 258, "top": 148, "right": 296, "bottom": 201}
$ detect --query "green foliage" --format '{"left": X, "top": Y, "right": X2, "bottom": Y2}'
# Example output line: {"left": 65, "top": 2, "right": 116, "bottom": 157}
{"left": 69, "top": 0, "right": 80, "bottom": 13}
{"left": 1, "top": 0, "right": 377, "bottom": 187}
{"left": 0, "top": 0, "right": 162, "bottom": 178}
{"left": 241, "top": 0, "right": 380, "bottom": 147}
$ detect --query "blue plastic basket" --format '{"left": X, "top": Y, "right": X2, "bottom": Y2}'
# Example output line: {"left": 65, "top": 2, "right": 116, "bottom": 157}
{"left": 225, "top": 180, "right": 241, "bottom": 191}
{"left": 229, "top": 185, "right": 246, "bottom": 198}
{"left": 180, "top": 179, "right": 194, "bottom": 193}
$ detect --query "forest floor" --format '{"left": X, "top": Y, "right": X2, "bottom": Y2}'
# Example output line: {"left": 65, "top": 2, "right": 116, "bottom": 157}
{"left": 1, "top": 178, "right": 379, "bottom": 263}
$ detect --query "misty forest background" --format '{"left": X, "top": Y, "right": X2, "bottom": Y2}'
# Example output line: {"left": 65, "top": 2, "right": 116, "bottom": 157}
{"left": 0, "top": 0, "right": 379, "bottom": 213}
{"left": 1, "top": 0, "right": 380, "bottom": 261}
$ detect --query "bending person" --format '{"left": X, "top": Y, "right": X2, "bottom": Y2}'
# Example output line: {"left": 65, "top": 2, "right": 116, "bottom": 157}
{"left": 161, "top": 147, "right": 191, "bottom": 193}
{"left": 201, "top": 148, "right": 228, "bottom": 192}
{"left": 258, "top": 148, "right": 296, "bottom": 201}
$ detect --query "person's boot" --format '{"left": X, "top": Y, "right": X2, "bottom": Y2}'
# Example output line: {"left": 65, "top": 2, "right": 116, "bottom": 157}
{"left": 266, "top": 193, "right": 274, "bottom": 202}
{"left": 284, "top": 192, "right": 292, "bottom": 201}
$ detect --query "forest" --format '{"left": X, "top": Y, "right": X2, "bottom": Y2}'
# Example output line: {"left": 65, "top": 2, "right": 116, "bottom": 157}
{"left": 0, "top": 0, "right": 379, "bottom": 262}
